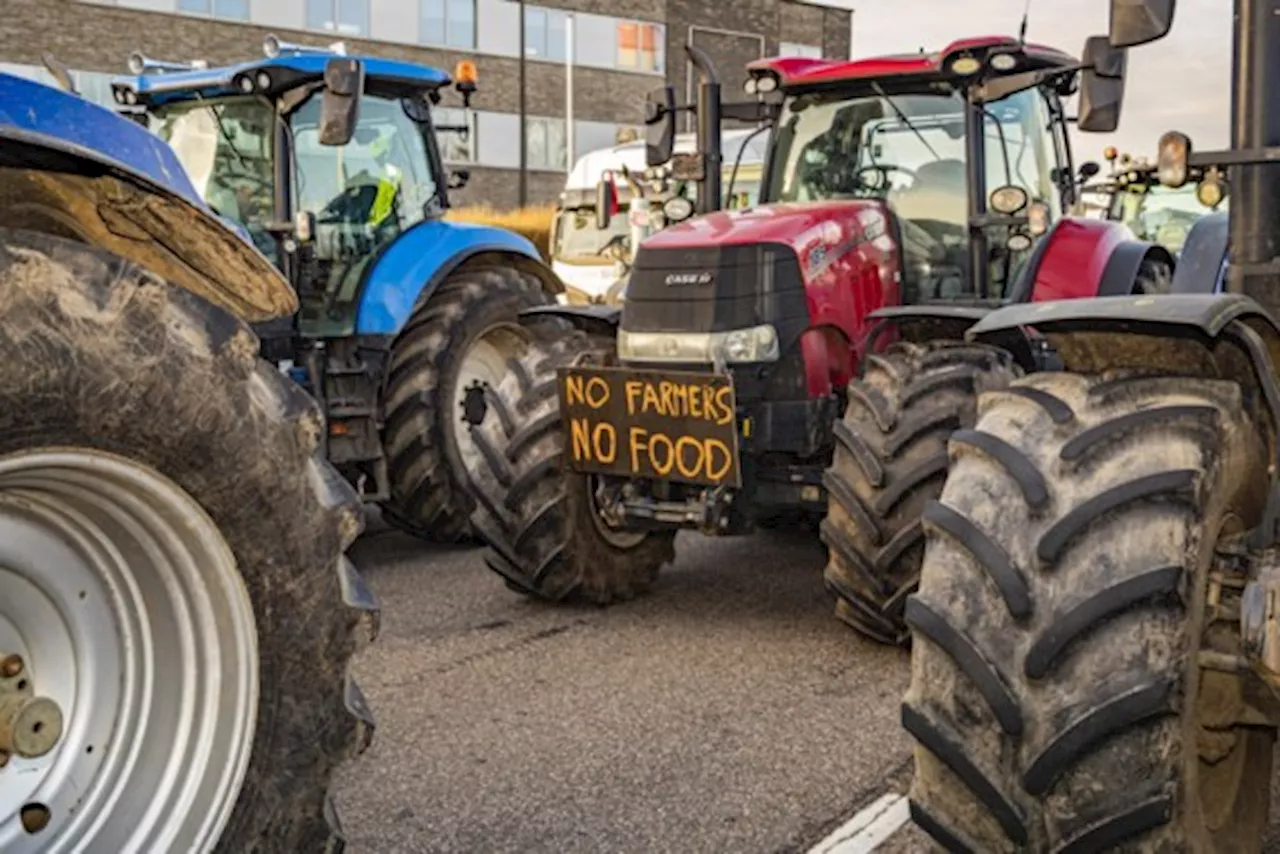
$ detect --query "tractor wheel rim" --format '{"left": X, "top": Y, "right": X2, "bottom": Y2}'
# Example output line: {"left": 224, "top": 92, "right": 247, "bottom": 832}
{"left": 455, "top": 324, "right": 530, "bottom": 476}
{"left": 0, "top": 448, "right": 257, "bottom": 854}
{"left": 586, "top": 477, "right": 648, "bottom": 550}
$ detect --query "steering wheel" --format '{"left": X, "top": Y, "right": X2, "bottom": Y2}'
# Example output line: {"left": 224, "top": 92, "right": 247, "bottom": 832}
{"left": 854, "top": 164, "right": 917, "bottom": 193}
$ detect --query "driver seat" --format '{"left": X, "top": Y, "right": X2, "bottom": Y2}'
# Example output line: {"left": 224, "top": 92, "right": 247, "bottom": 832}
{"left": 890, "top": 159, "right": 967, "bottom": 227}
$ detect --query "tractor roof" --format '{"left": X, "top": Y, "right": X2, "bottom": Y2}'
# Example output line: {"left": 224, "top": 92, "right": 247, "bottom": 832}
{"left": 111, "top": 53, "right": 451, "bottom": 109}
{"left": 751, "top": 35, "right": 1078, "bottom": 90}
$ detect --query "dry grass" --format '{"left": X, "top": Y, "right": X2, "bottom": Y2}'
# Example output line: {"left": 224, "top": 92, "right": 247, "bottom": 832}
{"left": 446, "top": 204, "right": 557, "bottom": 260}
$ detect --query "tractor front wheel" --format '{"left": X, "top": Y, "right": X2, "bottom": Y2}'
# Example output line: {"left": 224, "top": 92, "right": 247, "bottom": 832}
{"left": 906, "top": 370, "right": 1273, "bottom": 852}
{"left": 0, "top": 229, "right": 377, "bottom": 851}
{"left": 381, "top": 264, "right": 550, "bottom": 542}
{"left": 468, "top": 330, "right": 676, "bottom": 604}
{"left": 821, "top": 340, "right": 1020, "bottom": 645}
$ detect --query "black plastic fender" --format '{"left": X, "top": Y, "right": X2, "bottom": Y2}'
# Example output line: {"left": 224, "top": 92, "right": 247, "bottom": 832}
{"left": 1097, "top": 239, "right": 1177, "bottom": 296}
{"left": 968, "top": 294, "right": 1280, "bottom": 451}
{"left": 1170, "top": 211, "right": 1229, "bottom": 294}
{"left": 519, "top": 304, "right": 621, "bottom": 340}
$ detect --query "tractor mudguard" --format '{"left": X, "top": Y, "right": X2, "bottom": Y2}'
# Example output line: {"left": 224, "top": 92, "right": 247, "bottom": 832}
{"left": 519, "top": 304, "right": 621, "bottom": 339}
{"left": 354, "top": 220, "right": 563, "bottom": 335}
{"left": 1013, "top": 217, "right": 1137, "bottom": 302}
{"left": 865, "top": 304, "right": 992, "bottom": 339}
{"left": 1170, "top": 211, "right": 1229, "bottom": 294}
{"left": 0, "top": 75, "right": 295, "bottom": 323}
{"left": 1095, "top": 239, "right": 1176, "bottom": 296}
{"left": 968, "top": 293, "right": 1280, "bottom": 383}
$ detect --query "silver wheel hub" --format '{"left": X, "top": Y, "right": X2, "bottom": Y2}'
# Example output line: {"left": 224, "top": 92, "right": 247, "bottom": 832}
{"left": 455, "top": 324, "right": 531, "bottom": 475}
{"left": 0, "top": 448, "right": 258, "bottom": 853}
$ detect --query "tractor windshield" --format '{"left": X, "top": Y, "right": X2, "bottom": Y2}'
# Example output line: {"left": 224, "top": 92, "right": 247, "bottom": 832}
{"left": 768, "top": 85, "right": 1061, "bottom": 299}
{"left": 150, "top": 96, "right": 278, "bottom": 261}
{"left": 289, "top": 93, "right": 440, "bottom": 331}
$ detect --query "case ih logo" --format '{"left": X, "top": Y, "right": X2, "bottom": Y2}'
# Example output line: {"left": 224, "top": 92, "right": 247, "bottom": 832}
{"left": 664, "top": 272, "right": 714, "bottom": 286}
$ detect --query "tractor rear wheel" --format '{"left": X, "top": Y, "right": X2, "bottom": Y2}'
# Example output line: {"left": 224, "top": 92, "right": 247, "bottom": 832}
{"left": 905, "top": 370, "right": 1273, "bottom": 852}
{"left": 469, "top": 329, "right": 676, "bottom": 604}
{"left": 821, "top": 341, "right": 1020, "bottom": 645}
{"left": 381, "top": 264, "right": 550, "bottom": 542}
{"left": 0, "top": 229, "right": 378, "bottom": 852}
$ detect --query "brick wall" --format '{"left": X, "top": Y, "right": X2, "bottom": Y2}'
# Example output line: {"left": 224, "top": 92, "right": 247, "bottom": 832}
{"left": 2, "top": 0, "right": 851, "bottom": 208}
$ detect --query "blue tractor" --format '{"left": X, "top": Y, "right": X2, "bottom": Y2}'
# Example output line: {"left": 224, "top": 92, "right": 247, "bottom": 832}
{"left": 0, "top": 62, "right": 377, "bottom": 849}
{"left": 110, "top": 36, "right": 564, "bottom": 540}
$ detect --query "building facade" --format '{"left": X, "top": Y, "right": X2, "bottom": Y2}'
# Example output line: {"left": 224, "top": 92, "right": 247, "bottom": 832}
{"left": 1, "top": 0, "right": 851, "bottom": 207}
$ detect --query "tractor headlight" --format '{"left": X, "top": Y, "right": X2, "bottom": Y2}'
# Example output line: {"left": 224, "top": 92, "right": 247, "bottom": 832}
{"left": 1157, "top": 131, "right": 1192, "bottom": 188}
{"left": 617, "top": 324, "right": 780, "bottom": 364}
{"left": 662, "top": 196, "right": 695, "bottom": 223}
{"left": 989, "top": 184, "right": 1029, "bottom": 215}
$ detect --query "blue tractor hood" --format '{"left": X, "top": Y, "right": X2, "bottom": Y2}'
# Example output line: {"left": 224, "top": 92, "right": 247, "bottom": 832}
{"left": 0, "top": 71, "right": 297, "bottom": 321}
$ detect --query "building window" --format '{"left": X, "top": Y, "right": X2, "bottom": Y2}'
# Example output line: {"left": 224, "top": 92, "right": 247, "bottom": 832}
{"left": 421, "top": 0, "right": 475, "bottom": 49}
{"left": 307, "top": 0, "right": 368, "bottom": 36}
{"left": 779, "top": 42, "right": 823, "bottom": 59}
{"left": 526, "top": 117, "right": 566, "bottom": 171}
{"left": 434, "top": 107, "right": 476, "bottom": 163}
{"left": 616, "top": 21, "right": 663, "bottom": 73}
{"left": 525, "top": 7, "right": 567, "bottom": 62}
{"left": 178, "top": 0, "right": 250, "bottom": 19}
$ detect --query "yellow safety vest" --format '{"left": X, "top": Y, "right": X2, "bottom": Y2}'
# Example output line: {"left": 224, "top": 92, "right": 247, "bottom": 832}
{"left": 370, "top": 163, "right": 402, "bottom": 226}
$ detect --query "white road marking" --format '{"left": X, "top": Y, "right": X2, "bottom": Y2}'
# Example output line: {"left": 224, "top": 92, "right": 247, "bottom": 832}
{"left": 806, "top": 793, "right": 912, "bottom": 854}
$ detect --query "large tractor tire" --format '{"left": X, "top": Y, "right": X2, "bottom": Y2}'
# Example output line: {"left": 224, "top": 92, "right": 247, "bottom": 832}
{"left": 821, "top": 341, "right": 1020, "bottom": 645}
{"left": 469, "top": 330, "right": 676, "bottom": 604}
{"left": 905, "top": 370, "right": 1274, "bottom": 852}
{"left": 381, "top": 264, "right": 550, "bottom": 542}
{"left": 0, "top": 229, "right": 378, "bottom": 852}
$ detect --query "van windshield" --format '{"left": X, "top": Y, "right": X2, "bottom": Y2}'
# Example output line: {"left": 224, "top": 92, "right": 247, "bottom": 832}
{"left": 555, "top": 208, "right": 631, "bottom": 261}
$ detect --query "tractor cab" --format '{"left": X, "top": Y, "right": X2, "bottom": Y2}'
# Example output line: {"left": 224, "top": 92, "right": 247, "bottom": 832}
{"left": 111, "top": 37, "right": 478, "bottom": 337}
{"left": 639, "top": 36, "right": 1124, "bottom": 307}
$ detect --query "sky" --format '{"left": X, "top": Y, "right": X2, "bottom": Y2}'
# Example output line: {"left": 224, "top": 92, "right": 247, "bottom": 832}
{"left": 800, "top": 0, "right": 1229, "bottom": 164}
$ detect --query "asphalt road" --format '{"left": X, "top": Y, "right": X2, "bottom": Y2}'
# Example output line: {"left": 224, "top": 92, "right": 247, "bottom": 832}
{"left": 333, "top": 519, "right": 1280, "bottom": 854}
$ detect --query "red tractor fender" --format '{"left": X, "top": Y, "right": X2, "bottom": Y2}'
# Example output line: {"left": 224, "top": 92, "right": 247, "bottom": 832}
{"left": 1016, "top": 217, "right": 1173, "bottom": 302}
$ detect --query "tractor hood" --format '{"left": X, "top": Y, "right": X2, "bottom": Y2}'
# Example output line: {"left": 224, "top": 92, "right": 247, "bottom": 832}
{"left": 640, "top": 200, "right": 894, "bottom": 279}
{"left": 0, "top": 73, "right": 296, "bottom": 323}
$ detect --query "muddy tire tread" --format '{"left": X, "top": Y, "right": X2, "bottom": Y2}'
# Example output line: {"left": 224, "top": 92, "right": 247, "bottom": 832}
{"left": 905, "top": 371, "right": 1272, "bottom": 852}
{"left": 0, "top": 228, "right": 378, "bottom": 852}
{"left": 822, "top": 341, "right": 1021, "bottom": 646}
{"left": 381, "top": 265, "right": 548, "bottom": 542}
{"left": 469, "top": 328, "right": 675, "bottom": 604}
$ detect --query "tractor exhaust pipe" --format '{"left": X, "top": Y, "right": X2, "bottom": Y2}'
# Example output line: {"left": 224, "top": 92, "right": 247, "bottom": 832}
{"left": 1227, "top": 0, "right": 1280, "bottom": 311}
{"left": 686, "top": 44, "right": 723, "bottom": 216}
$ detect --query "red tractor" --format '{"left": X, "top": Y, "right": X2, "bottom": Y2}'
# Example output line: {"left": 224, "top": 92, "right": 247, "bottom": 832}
{"left": 464, "top": 34, "right": 1181, "bottom": 615}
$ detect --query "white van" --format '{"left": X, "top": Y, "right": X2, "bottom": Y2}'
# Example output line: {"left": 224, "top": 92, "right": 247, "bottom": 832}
{"left": 551, "top": 128, "right": 766, "bottom": 303}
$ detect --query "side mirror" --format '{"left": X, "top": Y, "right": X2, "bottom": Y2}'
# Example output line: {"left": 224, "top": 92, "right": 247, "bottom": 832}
{"left": 1077, "top": 35, "right": 1126, "bottom": 134}
{"left": 596, "top": 175, "right": 616, "bottom": 230}
{"left": 1078, "top": 161, "right": 1101, "bottom": 180}
{"left": 319, "top": 57, "right": 364, "bottom": 147}
{"left": 448, "top": 169, "right": 471, "bottom": 190}
{"left": 644, "top": 86, "right": 677, "bottom": 168}
{"left": 1108, "top": 0, "right": 1175, "bottom": 49}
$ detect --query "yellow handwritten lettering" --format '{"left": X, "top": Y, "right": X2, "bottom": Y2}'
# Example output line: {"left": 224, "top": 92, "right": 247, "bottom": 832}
{"left": 642, "top": 382, "right": 662, "bottom": 415}
{"left": 688, "top": 385, "right": 702, "bottom": 420}
{"left": 564, "top": 375, "right": 586, "bottom": 407}
{"left": 591, "top": 422, "right": 617, "bottom": 464}
{"left": 625, "top": 380, "right": 644, "bottom": 415}
{"left": 674, "top": 436, "right": 705, "bottom": 479}
{"left": 705, "top": 439, "right": 733, "bottom": 481}
{"left": 629, "top": 426, "right": 648, "bottom": 472}
{"left": 570, "top": 418, "right": 591, "bottom": 461}
{"left": 714, "top": 386, "right": 734, "bottom": 426}
{"left": 648, "top": 433, "right": 675, "bottom": 476}
{"left": 584, "top": 376, "right": 610, "bottom": 409}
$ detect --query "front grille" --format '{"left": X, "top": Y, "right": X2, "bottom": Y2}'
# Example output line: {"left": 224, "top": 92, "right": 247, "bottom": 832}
{"left": 621, "top": 242, "right": 809, "bottom": 338}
